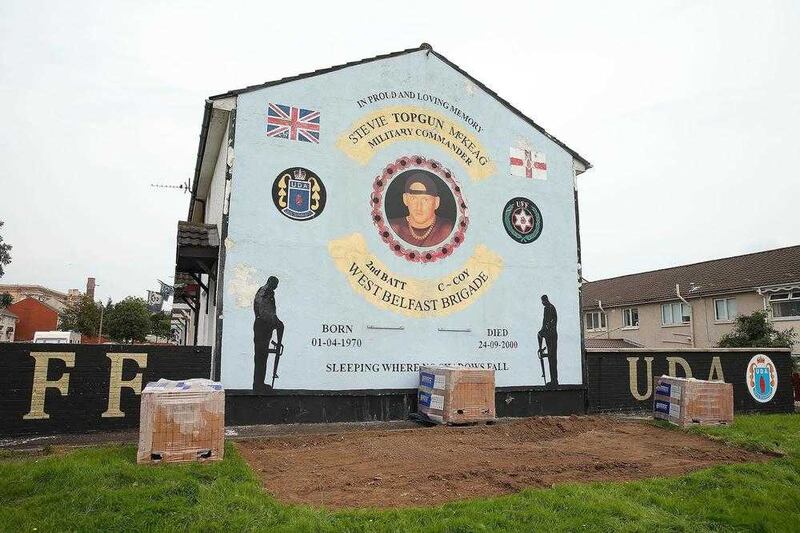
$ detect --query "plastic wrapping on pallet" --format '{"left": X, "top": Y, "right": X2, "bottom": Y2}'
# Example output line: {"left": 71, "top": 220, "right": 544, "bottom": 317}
{"left": 137, "top": 378, "right": 225, "bottom": 464}
{"left": 417, "top": 366, "right": 495, "bottom": 424}
{"left": 653, "top": 375, "right": 733, "bottom": 426}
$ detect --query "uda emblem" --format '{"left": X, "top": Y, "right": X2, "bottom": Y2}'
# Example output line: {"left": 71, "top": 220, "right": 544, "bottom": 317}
{"left": 502, "top": 197, "right": 543, "bottom": 244}
{"left": 272, "top": 167, "right": 326, "bottom": 221}
{"left": 746, "top": 354, "right": 777, "bottom": 403}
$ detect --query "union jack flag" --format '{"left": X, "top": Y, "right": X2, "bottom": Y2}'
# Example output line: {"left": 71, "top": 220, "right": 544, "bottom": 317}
{"left": 266, "top": 103, "right": 320, "bottom": 143}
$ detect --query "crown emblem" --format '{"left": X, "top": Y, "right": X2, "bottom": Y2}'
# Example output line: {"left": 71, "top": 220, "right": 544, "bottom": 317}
{"left": 293, "top": 168, "right": 307, "bottom": 180}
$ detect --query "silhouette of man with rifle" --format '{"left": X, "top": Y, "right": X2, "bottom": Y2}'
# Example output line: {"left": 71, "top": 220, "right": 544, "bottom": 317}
{"left": 253, "top": 276, "right": 284, "bottom": 392}
{"left": 537, "top": 294, "right": 558, "bottom": 387}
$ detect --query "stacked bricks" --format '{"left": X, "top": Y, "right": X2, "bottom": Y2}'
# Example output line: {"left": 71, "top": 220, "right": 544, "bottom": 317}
{"left": 653, "top": 375, "right": 733, "bottom": 426}
{"left": 137, "top": 379, "right": 225, "bottom": 464}
{"left": 417, "top": 366, "right": 495, "bottom": 425}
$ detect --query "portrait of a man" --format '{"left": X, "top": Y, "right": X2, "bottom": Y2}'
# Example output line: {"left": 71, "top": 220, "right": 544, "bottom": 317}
{"left": 387, "top": 170, "right": 455, "bottom": 248}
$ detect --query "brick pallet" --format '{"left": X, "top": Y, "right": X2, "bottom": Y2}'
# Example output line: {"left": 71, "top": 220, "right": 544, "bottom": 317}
{"left": 653, "top": 375, "right": 733, "bottom": 426}
{"left": 137, "top": 379, "right": 225, "bottom": 464}
{"left": 417, "top": 366, "right": 495, "bottom": 425}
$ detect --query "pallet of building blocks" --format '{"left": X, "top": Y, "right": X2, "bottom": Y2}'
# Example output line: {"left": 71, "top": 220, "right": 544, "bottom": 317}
{"left": 137, "top": 378, "right": 225, "bottom": 464}
{"left": 653, "top": 375, "right": 733, "bottom": 427}
{"left": 417, "top": 366, "right": 495, "bottom": 425}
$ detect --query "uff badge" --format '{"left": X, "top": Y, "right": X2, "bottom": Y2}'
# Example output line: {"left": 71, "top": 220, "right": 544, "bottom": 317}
{"left": 272, "top": 167, "right": 326, "bottom": 221}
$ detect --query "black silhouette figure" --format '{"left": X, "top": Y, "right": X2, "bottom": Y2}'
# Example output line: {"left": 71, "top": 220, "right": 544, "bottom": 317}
{"left": 253, "top": 276, "right": 284, "bottom": 391}
{"left": 537, "top": 294, "right": 558, "bottom": 387}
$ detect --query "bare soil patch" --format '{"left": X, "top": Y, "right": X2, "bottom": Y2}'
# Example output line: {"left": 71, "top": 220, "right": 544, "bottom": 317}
{"left": 237, "top": 416, "right": 769, "bottom": 508}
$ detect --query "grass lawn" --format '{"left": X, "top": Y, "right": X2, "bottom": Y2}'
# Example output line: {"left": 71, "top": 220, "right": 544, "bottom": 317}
{"left": 0, "top": 414, "right": 799, "bottom": 532}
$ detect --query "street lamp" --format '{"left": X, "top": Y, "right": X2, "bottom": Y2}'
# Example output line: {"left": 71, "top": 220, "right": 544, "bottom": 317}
{"left": 98, "top": 303, "right": 105, "bottom": 342}
{"left": 93, "top": 283, "right": 105, "bottom": 343}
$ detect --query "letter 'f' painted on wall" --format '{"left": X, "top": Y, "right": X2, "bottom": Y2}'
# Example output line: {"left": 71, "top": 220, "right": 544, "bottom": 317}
{"left": 102, "top": 353, "right": 148, "bottom": 418}
{"left": 24, "top": 352, "right": 76, "bottom": 420}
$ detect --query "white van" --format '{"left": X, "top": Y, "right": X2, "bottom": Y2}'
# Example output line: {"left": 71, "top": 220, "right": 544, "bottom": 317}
{"left": 32, "top": 331, "right": 81, "bottom": 344}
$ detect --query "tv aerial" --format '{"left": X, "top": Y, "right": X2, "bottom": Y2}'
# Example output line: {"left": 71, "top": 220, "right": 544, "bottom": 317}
{"left": 150, "top": 179, "right": 191, "bottom": 194}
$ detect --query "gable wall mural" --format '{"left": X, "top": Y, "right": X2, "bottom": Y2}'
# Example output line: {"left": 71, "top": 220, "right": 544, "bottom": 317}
{"left": 220, "top": 51, "right": 583, "bottom": 391}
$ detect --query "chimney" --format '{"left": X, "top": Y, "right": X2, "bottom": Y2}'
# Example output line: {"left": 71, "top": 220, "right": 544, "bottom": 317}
{"left": 86, "top": 277, "right": 96, "bottom": 300}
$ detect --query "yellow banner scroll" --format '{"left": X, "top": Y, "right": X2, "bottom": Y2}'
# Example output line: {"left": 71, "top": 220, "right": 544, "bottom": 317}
{"left": 336, "top": 106, "right": 496, "bottom": 180}
{"left": 328, "top": 233, "right": 503, "bottom": 317}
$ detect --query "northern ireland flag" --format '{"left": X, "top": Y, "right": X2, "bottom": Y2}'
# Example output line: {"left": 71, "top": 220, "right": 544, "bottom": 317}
{"left": 509, "top": 147, "right": 547, "bottom": 180}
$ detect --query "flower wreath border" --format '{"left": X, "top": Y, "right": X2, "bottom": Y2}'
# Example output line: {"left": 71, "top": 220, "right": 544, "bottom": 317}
{"left": 370, "top": 155, "right": 469, "bottom": 263}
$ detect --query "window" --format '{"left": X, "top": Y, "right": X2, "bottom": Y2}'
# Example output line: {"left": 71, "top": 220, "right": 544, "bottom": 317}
{"left": 661, "top": 302, "right": 691, "bottom": 326}
{"left": 714, "top": 298, "right": 737, "bottom": 322}
{"left": 770, "top": 292, "right": 800, "bottom": 319}
{"left": 623, "top": 308, "right": 639, "bottom": 328}
{"left": 585, "top": 311, "right": 607, "bottom": 331}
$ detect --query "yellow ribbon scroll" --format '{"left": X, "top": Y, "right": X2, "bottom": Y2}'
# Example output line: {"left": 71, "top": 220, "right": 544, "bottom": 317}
{"left": 336, "top": 106, "right": 496, "bottom": 180}
{"left": 328, "top": 233, "right": 503, "bottom": 317}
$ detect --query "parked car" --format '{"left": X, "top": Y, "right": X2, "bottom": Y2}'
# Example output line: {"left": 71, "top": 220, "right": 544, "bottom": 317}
{"left": 32, "top": 331, "right": 81, "bottom": 344}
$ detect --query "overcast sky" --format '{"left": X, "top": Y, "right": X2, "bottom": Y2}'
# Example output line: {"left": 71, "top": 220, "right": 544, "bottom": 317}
{"left": 1, "top": 1, "right": 798, "bottom": 302}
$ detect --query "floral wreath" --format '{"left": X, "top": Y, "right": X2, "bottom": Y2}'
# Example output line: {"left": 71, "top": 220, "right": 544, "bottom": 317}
{"left": 370, "top": 155, "right": 469, "bottom": 263}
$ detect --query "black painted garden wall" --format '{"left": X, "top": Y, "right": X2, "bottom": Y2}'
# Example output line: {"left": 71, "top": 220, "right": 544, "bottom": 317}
{"left": 0, "top": 343, "right": 211, "bottom": 437}
{"left": 586, "top": 348, "right": 794, "bottom": 413}
{"left": 3, "top": 344, "right": 790, "bottom": 438}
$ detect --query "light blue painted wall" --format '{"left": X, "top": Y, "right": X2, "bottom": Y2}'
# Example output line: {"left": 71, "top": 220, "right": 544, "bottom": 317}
{"left": 221, "top": 50, "right": 582, "bottom": 390}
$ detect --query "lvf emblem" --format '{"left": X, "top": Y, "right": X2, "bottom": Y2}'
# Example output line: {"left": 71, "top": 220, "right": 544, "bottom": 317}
{"left": 272, "top": 167, "right": 327, "bottom": 221}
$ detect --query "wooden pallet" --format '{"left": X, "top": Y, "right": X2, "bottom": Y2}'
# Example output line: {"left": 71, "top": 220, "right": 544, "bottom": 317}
{"left": 139, "top": 448, "right": 222, "bottom": 465}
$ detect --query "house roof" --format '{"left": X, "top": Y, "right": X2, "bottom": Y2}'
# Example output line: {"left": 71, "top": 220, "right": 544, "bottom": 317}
{"left": 175, "top": 222, "right": 220, "bottom": 276}
{"left": 584, "top": 338, "right": 641, "bottom": 349}
{"left": 582, "top": 245, "right": 800, "bottom": 310}
{"left": 188, "top": 44, "right": 591, "bottom": 222}
{"left": 8, "top": 296, "right": 61, "bottom": 314}
{"left": 0, "top": 308, "right": 18, "bottom": 319}
{"left": 177, "top": 221, "right": 220, "bottom": 248}
{"left": 206, "top": 43, "right": 590, "bottom": 170}
{"left": 0, "top": 284, "right": 69, "bottom": 299}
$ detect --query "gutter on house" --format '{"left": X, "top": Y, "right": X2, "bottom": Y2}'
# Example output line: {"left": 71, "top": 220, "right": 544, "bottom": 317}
{"left": 675, "top": 284, "right": 695, "bottom": 347}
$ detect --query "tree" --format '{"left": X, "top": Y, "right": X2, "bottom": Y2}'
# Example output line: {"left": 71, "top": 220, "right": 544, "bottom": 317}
{"left": 104, "top": 297, "right": 151, "bottom": 343}
{"left": 718, "top": 310, "right": 796, "bottom": 348}
{"left": 0, "top": 293, "right": 11, "bottom": 308}
{"left": 59, "top": 296, "right": 102, "bottom": 336}
{"left": 0, "top": 221, "right": 11, "bottom": 279}
{"left": 150, "top": 311, "right": 172, "bottom": 339}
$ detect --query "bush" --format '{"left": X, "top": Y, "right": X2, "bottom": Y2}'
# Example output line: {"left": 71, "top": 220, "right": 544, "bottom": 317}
{"left": 717, "top": 310, "right": 795, "bottom": 348}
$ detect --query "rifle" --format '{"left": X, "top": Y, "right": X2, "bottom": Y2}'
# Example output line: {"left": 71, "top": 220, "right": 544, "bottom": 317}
{"left": 538, "top": 346, "right": 548, "bottom": 382}
{"left": 269, "top": 340, "right": 284, "bottom": 388}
